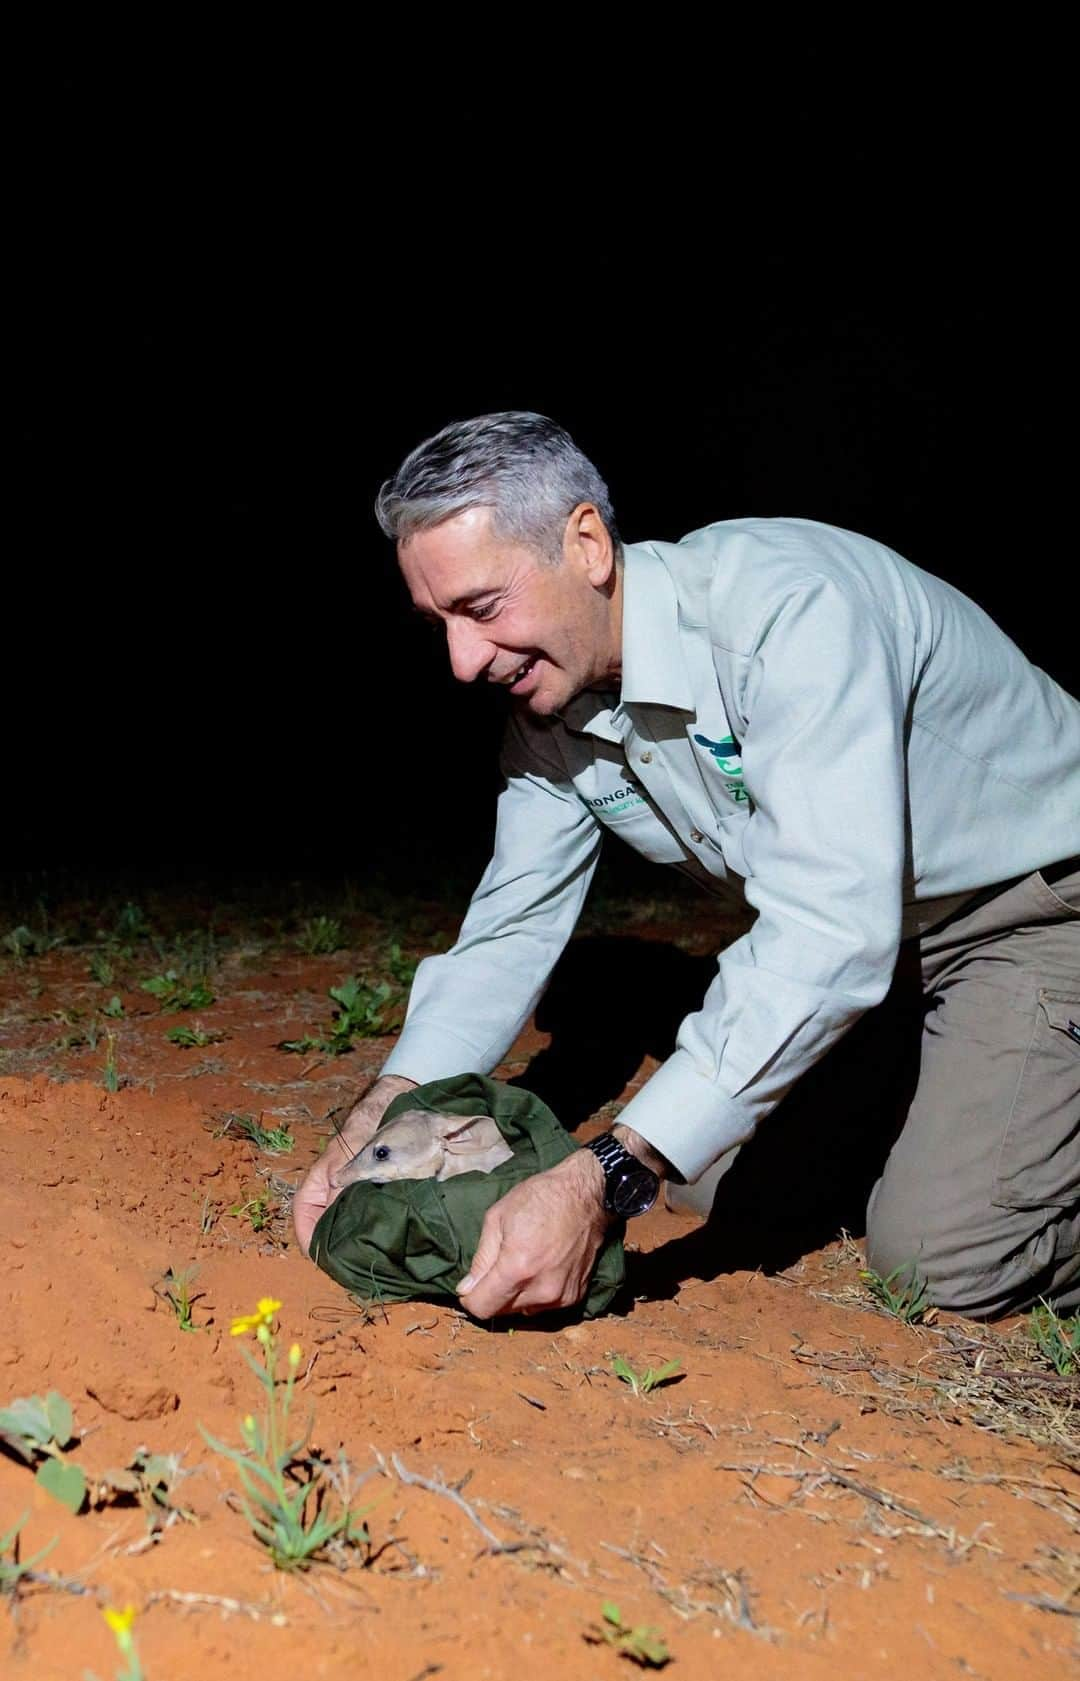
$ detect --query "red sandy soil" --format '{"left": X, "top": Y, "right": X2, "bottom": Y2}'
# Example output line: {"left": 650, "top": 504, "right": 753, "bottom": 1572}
{"left": 0, "top": 916, "right": 1076, "bottom": 1680}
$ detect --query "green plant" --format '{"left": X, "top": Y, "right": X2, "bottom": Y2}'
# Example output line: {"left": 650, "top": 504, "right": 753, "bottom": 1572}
{"left": 218, "top": 1113, "right": 295, "bottom": 1154}
{"left": 88, "top": 951, "right": 116, "bottom": 985}
{"left": 584, "top": 1602, "right": 671, "bottom": 1668}
{"left": 1028, "top": 1299, "right": 1079, "bottom": 1375}
{"left": 140, "top": 970, "right": 215, "bottom": 1012}
{"left": 154, "top": 1266, "right": 206, "bottom": 1333}
{"left": 91, "top": 1448, "right": 196, "bottom": 1534}
{"left": 200, "top": 1297, "right": 371, "bottom": 1570}
{"left": 859, "top": 1261, "right": 930, "bottom": 1323}
{"left": 0, "top": 1391, "right": 86, "bottom": 1512}
{"left": 385, "top": 941, "right": 419, "bottom": 987}
{"left": 229, "top": 1192, "right": 279, "bottom": 1233}
{"left": 115, "top": 902, "right": 150, "bottom": 943}
{"left": 610, "top": 1355, "right": 682, "bottom": 1397}
{"left": 295, "top": 915, "right": 344, "bottom": 955}
{"left": 0, "top": 1511, "right": 57, "bottom": 1593}
{"left": 3, "top": 923, "right": 62, "bottom": 961}
{"left": 278, "top": 975, "right": 396, "bottom": 1056}
{"left": 166, "top": 1022, "right": 224, "bottom": 1049}
{"left": 102, "top": 995, "right": 124, "bottom": 1018}
{"left": 102, "top": 1030, "right": 121, "bottom": 1093}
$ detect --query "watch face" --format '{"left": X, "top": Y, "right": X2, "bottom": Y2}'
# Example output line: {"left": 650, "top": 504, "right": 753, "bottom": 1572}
{"left": 611, "top": 1164, "right": 659, "bottom": 1218}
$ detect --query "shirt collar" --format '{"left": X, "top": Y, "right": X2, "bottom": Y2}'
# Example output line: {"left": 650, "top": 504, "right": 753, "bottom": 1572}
{"left": 557, "top": 542, "right": 694, "bottom": 740}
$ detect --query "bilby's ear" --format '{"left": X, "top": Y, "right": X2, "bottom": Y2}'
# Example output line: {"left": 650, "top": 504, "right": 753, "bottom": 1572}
{"left": 440, "top": 1114, "right": 513, "bottom": 1165}
{"left": 428, "top": 1112, "right": 498, "bottom": 1143}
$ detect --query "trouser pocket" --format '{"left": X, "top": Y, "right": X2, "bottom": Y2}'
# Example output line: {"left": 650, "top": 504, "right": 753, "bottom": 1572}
{"left": 992, "top": 988, "right": 1080, "bottom": 1210}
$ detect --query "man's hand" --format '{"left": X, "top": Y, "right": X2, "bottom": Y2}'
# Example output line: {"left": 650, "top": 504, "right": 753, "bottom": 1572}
{"left": 292, "top": 1073, "right": 417, "bottom": 1256}
{"left": 457, "top": 1148, "right": 612, "bottom": 1318}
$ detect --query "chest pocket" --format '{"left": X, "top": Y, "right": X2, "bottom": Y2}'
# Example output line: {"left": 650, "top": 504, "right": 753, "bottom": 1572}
{"left": 580, "top": 773, "right": 688, "bottom": 866}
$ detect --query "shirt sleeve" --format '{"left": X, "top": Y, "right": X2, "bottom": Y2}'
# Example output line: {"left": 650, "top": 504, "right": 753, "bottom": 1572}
{"left": 382, "top": 715, "right": 603, "bottom": 1084}
{"left": 617, "top": 571, "right": 916, "bottom": 1182}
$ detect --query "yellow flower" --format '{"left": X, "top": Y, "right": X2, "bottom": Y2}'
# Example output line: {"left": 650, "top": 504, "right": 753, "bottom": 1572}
{"left": 103, "top": 1603, "right": 136, "bottom": 1640}
{"left": 289, "top": 1343, "right": 302, "bottom": 1367}
{"left": 229, "top": 1296, "right": 283, "bottom": 1336}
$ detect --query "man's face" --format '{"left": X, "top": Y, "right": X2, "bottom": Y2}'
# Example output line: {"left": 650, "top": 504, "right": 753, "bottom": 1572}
{"left": 398, "top": 505, "right": 621, "bottom": 717}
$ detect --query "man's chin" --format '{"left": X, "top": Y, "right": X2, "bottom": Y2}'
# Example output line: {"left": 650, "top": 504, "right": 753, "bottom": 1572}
{"left": 514, "top": 691, "right": 558, "bottom": 717}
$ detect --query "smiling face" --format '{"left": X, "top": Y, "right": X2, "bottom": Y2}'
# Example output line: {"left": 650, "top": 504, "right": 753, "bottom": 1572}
{"left": 397, "top": 503, "right": 623, "bottom": 717}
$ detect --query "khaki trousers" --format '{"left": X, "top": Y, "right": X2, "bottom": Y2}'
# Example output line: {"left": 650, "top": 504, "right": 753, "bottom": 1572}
{"left": 864, "top": 862, "right": 1080, "bottom": 1317}
{"left": 671, "top": 862, "right": 1080, "bottom": 1318}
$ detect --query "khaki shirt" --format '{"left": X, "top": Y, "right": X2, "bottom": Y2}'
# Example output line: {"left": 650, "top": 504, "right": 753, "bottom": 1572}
{"left": 385, "top": 519, "right": 1080, "bottom": 1181}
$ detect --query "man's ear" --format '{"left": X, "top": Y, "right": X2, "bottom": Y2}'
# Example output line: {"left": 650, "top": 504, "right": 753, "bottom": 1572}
{"left": 564, "top": 501, "right": 615, "bottom": 588}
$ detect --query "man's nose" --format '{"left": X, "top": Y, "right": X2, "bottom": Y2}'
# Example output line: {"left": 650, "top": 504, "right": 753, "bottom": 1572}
{"left": 444, "top": 617, "right": 494, "bottom": 683}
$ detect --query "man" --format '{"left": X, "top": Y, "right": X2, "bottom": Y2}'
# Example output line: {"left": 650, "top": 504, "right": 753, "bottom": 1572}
{"left": 294, "top": 412, "right": 1080, "bottom": 1321}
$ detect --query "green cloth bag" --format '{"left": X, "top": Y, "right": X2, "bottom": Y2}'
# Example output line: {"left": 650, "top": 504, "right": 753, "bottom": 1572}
{"left": 310, "top": 1072, "right": 625, "bottom": 1318}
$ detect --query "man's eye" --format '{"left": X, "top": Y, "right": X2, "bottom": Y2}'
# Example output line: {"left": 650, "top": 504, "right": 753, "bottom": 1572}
{"left": 470, "top": 601, "right": 498, "bottom": 622}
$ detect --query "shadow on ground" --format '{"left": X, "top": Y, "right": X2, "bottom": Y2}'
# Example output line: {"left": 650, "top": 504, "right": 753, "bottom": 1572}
{"left": 511, "top": 935, "right": 926, "bottom": 1296}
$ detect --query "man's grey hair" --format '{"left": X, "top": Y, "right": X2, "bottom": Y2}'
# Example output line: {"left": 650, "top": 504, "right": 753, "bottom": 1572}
{"left": 375, "top": 411, "right": 621, "bottom": 563}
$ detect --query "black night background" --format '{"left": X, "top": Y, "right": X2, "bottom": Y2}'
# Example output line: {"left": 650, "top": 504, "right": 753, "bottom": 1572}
{"left": 8, "top": 51, "right": 1073, "bottom": 911}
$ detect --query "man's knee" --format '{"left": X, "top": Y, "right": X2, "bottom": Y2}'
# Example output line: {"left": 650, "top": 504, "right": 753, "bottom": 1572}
{"left": 865, "top": 1178, "right": 1080, "bottom": 1320}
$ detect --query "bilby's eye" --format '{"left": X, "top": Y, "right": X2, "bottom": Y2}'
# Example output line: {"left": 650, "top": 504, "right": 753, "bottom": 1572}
{"left": 373, "top": 1144, "right": 391, "bottom": 1162}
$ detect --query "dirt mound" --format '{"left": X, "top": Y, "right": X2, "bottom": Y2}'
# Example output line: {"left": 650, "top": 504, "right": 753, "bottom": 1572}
{"left": 0, "top": 925, "right": 1076, "bottom": 1679}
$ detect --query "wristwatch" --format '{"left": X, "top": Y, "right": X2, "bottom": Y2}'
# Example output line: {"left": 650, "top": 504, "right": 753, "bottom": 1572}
{"left": 584, "top": 1133, "right": 660, "bottom": 1217}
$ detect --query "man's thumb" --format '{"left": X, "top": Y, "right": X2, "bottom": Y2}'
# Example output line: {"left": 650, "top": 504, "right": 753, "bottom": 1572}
{"left": 458, "top": 1217, "right": 502, "bottom": 1296}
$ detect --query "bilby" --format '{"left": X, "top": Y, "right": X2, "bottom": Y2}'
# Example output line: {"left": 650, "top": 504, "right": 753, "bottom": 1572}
{"left": 330, "top": 1109, "right": 514, "bottom": 1189}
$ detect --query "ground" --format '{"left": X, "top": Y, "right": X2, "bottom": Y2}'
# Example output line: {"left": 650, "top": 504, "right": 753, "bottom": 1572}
{"left": 0, "top": 880, "right": 1075, "bottom": 1679}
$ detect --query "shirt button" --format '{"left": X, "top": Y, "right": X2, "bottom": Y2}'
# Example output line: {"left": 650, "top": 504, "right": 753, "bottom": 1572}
{"left": 689, "top": 829, "right": 704, "bottom": 843}
{"left": 640, "top": 751, "right": 653, "bottom": 764}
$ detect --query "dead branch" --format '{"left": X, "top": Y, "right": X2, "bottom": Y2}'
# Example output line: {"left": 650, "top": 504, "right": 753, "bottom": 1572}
{"left": 375, "top": 1450, "right": 538, "bottom": 1557}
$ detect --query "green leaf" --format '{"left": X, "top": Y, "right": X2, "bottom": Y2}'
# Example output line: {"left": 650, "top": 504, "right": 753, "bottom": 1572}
{"left": 36, "top": 1458, "right": 86, "bottom": 1513}
{"left": 0, "top": 1394, "right": 53, "bottom": 1447}
{"left": 602, "top": 1601, "right": 623, "bottom": 1626}
{"left": 44, "top": 1390, "right": 74, "bottom": 1447}
{"left": 642, "top": 1361, "right": 681, "bottom": 1392}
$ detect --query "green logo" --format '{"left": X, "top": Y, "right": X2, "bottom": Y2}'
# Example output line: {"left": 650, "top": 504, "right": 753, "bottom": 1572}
{"left": 693, "top": 734, "right": 747, "bottom": 804}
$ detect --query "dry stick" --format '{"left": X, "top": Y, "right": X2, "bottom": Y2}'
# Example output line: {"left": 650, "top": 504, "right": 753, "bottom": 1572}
{"left": 376, "top": 1451, "right": 536, "bottom": 1556}
{"left": 601, "top": 1541, "right": 765, "bottom": 1635}
{"left": 1003, "top": 1591, "right": 1079, "bottom": 1618}
{"left": 17, "top": 1570, "right": 93, "bottom": 1597}
{"left": 146, "top": 1588, "right": 287, "bottom": 1624}
{"left": 714, "top": 1454, "right": 999, "bottom": 1553}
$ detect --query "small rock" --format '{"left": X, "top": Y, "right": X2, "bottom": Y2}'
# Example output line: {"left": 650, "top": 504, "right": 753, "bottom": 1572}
{"left": 86, "top": 1377, "right": 180, "bottom": 1421}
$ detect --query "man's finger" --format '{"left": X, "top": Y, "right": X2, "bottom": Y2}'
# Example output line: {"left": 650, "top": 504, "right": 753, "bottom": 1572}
{"left": 457, "top": 1247, "right": 523, "bottom": 1318}
{"left": 457, "top": 1208, "right": 505, "bottom": 1298}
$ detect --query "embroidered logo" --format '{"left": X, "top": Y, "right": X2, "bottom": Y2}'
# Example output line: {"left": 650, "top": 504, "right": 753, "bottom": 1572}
{"left": 585, "top": 774, "right": 646, "bottom": 819}
{"left": 693, "top": 734, "right": 747, "bottom": 803}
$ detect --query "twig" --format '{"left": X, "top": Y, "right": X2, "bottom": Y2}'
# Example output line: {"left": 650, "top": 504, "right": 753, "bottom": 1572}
{"left": 146, "top": 1588, "right": 287, "bottom": 1624}
{"left": 1003, "top": 1591, "right": 1079, "bottom": 1618}
{"left": 376, "top": 1451, "right": 536, "bottom": 1556}
{"left": 714, "top": 1452, "right": 999, "bottom": 1553}
{"left": 16, "top": 1570, "right": 93, "bottom": 1597}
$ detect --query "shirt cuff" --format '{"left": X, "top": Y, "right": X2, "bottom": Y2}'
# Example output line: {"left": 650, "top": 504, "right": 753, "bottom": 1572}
{"left": 613, "top": 1049, "right": 753, "bottom": 1184}
{"left": 382, "top": 1023, "right": 486, "bottom": 1087}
